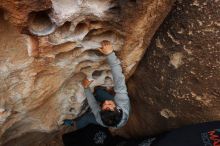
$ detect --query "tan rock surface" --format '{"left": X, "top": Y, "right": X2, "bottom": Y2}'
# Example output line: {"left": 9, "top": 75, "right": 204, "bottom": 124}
{"left": 0, "top": 0, "right": 174, "bottom": 145}
{"left": 114, "top": 0, "right": 220, "bottom": 138}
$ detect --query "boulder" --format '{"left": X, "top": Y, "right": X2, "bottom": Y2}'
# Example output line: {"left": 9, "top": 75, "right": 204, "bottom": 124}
{"left": 115, "top": 0, "right": 220, "bottom": 138}
{"left": 0, "top": 0, "right": 174, "bottom": 144}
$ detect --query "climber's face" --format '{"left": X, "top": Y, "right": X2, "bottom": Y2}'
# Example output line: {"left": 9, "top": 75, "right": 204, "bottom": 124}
{"left": 101, "top": 100, "right": 116, "bottom": 111}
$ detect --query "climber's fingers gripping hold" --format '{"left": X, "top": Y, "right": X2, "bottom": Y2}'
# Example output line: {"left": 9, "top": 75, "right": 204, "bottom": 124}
{"left": 82, "top": 78, "right": 93, "bottom": 88}
{"left": 98, "top": 40, "right": 113, "bottom": 55}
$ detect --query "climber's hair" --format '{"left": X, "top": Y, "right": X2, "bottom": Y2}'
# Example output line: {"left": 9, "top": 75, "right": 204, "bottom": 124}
{"left": 100, "top": 107, "right": 122, "bottom": 127}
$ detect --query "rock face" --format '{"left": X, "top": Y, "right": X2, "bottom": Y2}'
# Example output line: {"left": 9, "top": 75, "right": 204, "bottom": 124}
{"left": 114, "top": 0, "right": 220, "bottom": 138}
{"left": 0, "top": 0, "right": 174, "bottom": 145}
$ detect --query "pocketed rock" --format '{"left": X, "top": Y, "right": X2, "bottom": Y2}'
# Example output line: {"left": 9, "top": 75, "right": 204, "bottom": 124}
{"left": 0, "top": 0, "right": 174, "bottom": 145}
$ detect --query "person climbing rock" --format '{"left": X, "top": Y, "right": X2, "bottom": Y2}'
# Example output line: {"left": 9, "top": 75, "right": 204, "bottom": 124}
{"left": 64, "top": 40, "right": 130, "bottom": 129}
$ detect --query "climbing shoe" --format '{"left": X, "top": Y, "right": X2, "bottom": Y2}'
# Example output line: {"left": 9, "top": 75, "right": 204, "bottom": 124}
{"left": 63, "top": 119, "right": 74, "bottom": 126}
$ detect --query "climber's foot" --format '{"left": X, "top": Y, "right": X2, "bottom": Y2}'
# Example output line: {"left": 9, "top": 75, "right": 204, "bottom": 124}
{"left": 63, "top": 119, "right": 74, "bottom": 126}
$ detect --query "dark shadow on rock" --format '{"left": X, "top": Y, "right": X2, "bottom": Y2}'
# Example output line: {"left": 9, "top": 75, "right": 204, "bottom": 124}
{"left": 115, "top": 0, "right": 220, "bottom": 138}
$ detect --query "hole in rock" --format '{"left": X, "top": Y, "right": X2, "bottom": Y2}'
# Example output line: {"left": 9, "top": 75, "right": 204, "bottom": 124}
{"left": 83, "top": 30, "right": 121, "bottom": 48}
{"left": 108, "top": 2, "right": 121, "bottom": 15}
{"left": 48, "top": 21, "right": 72, "bottom": 44}
{"left": 76, "top": 60, "right": 95, "bottom": 71}
{"left": 73, "top": 23, "right": 88, "bottom": 35}
{"left": 54, "top": 21, "right": 71, "bottom": 34}
{"left": 130, "top": 0, "right": 137, "bottom": 3}
{"left": 85, "top": 49, "right": 104, "bottom": 57}
{"left": 83, "top": 28, "right": 108, "bottom": 40}
{"left": 109, "top": 6, "right": 120, "bottom": 11}
{"left": 0, "top": 8, "right": 9, "bottom": 21}
{"left": 28, "top": 10, "right": 56, "bottom": 36}
{"left": 104, "top": 76, "right": 113, "bottom": 86}
{"left": 0, "top": 9, "right": 4, "bottom": 17}
{"left": 92, "top": 70, "right": 104, "bottom": 79}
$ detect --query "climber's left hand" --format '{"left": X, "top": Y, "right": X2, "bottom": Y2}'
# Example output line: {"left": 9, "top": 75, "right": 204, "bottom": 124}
{"left": 82, "top": 78, "right": 93, "bottom": 88}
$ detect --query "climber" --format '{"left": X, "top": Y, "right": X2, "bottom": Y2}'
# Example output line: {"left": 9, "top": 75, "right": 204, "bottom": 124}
{"left": 64, "top": 40, "right": 130, "bottom": 129}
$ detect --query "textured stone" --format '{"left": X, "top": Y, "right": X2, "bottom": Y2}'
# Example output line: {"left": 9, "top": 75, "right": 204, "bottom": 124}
{"left": 113, "top": 0, "right": 220, "bottom": 138}
{"left": 0, "top": 0, "right": 174, "bottom": 145}
{"left": 0, "top": 0, "right": 51, "bottom": 27}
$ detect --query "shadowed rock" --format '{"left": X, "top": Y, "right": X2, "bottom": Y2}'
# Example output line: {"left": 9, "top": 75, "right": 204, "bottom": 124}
{"left": 114, "top": 0, "right": 220, "bottom": 138}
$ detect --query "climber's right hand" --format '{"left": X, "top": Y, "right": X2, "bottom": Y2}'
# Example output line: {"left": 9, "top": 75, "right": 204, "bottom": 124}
{"left": 98, "top": 40, "right": 113, "bottom": 55}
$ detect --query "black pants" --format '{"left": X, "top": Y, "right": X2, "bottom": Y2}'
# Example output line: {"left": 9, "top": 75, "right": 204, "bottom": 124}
{"left": 63, "top": 121, "right": 220, "bottom": 146}
{"left": 62, "top": 124, "right": 121, "bottom": 146}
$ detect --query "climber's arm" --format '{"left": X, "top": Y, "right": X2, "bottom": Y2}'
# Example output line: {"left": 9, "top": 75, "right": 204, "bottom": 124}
{"left": 99, "top": 41, "right": 130, "bottom": 127}
{"left": 106, "top": 52, "right": 130, "bottom": 127}
{"left": 82, "top": 79, "right": 105, "bottom": 126}
{"left": 106, "top": 52, "right": 127, "bottom": 94}
{"left": 98, "top": 41, "right": 127, "bottom": 94}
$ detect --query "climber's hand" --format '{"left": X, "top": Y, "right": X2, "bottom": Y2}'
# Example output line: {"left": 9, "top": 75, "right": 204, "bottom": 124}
{"left": 99, "top": 40, "right": 113, "bottom": 55}
{"left": 82, "top": 78, "right": 93, "bottom": 88}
